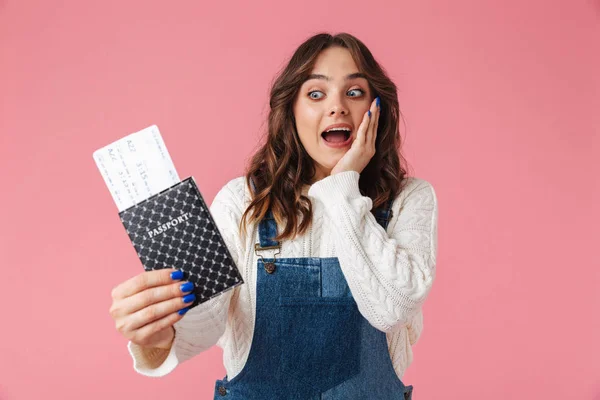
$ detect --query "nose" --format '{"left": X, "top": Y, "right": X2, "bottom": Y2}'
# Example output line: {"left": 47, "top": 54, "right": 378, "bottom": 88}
{"left": 329, "top": 108, "right": 347, "bottom": 116}
{"left": 328, "top": 93, "right": 348, "bottom": 116}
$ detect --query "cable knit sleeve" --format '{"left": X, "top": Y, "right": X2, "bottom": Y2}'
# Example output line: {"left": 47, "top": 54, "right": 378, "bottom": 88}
{"left": 127, "top": 179, "right": 246, "bottom": 377}
{"left": 308, "top": 171, "right": 438, "bottom": 333}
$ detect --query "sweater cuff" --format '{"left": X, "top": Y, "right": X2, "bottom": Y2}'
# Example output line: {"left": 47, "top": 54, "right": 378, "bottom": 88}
{"left": 307, "top": 171, "right": 362, "bottom": 201}
{"left": 127, "top": 339, "right": 179, "bottom": 377}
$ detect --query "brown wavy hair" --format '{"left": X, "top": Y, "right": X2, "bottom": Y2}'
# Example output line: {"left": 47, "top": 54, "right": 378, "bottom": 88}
{"left": 240, "top": 32, "right": 409, "bottom": 242}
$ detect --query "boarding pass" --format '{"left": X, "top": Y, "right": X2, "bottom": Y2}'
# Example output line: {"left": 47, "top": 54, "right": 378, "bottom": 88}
{"left": 93, "top": 125, "right": 180, "bottom": 212}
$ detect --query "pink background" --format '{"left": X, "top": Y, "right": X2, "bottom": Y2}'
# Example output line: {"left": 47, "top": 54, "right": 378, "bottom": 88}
{"left": 1, "top": 0, "right": 598, "bottom": 399}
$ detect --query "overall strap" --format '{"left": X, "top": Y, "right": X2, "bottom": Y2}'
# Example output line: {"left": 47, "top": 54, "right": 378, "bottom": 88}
{"left": 257, "top": 209, "right": 280, "bottom": 248}
{"left": 249, "top": 176, "right": 281, "bottom": 249}
{"left": 374, "top": 197, "right": 395, "bottom": 230}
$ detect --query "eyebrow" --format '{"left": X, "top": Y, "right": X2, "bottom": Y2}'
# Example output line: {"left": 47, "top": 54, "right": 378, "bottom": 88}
{"left": 304, "top": 72, "right": 367, "bottom": 82}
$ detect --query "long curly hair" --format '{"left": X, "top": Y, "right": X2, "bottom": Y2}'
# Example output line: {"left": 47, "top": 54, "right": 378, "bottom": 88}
{"left": 240, "top": 32, "right": 409, "bottom": 242}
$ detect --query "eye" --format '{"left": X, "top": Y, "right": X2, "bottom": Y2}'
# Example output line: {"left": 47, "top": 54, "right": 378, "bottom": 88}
{"left": 347, "top": 88, "right": 364, "bottom": 97}
{"left": 307, "top": 88, "right": 365, "bottom": 100}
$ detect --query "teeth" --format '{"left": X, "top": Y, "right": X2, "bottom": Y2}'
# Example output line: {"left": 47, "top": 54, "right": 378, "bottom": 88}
{"left": 325, "top": 127, "right": 351, "bottom": 132}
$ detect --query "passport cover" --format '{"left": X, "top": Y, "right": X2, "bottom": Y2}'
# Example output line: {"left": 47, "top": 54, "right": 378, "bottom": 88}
{"left": 118, "top": 176, "right": 244, "bottom": 309}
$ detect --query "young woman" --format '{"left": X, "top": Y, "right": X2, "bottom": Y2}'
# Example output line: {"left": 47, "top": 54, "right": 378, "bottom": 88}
{"left": 110, "top": 32, "right": 438, "bottom": 400}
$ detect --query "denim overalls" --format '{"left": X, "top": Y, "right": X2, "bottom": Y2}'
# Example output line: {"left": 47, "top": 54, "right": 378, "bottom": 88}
{"left": 213, "top": 198, "right": 414, "bottom": 400}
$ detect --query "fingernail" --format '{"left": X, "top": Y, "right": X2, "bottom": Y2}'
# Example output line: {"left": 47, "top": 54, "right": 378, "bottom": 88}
{"left": 180, "top": 282, "right": 194, "bottom": 293}
{"left": 368, "top": 110, "right": 371, "bottom": 117}
{"left": 376, "top": 97, "right": 380, "bottom": 107}
{"left": 170, "top": 270, "right": 183, "bottom": 280}
{"left": 183, "top": 293, "right": 196, "bottom": 304}
{"left": 178, "top": 307, "right": 190, "bottom": 316}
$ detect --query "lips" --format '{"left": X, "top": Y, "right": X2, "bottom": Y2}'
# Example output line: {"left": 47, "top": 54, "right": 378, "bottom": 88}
{"left": 321, "top": 123, "right": 353, "bottom": 134}
{"left": 320, "top": 124, "right": 354, "bottom": 149}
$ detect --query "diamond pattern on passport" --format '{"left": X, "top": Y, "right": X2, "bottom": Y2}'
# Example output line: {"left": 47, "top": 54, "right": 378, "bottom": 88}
{"left": 119, "top": 177, "right": 244, "bottom": 308}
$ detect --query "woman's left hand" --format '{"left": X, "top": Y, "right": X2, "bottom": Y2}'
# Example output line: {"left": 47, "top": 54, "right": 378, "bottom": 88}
{"left": 330, "top": 96, "right": 380, "bottom": 176}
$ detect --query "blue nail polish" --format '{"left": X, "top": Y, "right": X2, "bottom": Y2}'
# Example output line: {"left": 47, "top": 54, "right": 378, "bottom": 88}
{"left": 183, "top": 293, "right": 196, "bottom": 304}
{"left": 178, "top": 307, "right": 189, "bottom": 316}
{"left": 170, "top": 270, "right": 183, "bottom": 280}
{"left": 368, "top": 110, "right": 371, "bottom": 117}
{"left": 376, "top": 97, "right": 380, "bottom": 107}
{"left": 180, "top": 282, "right": 194, "bottom": 293}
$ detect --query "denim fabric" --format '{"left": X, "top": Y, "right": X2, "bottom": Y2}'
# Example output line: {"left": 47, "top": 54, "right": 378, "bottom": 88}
{"left": 214, "top": 198, "right": 413, "bottom": 399}
{"left": 257, "top": 208, "right": 279, "bottom": 248}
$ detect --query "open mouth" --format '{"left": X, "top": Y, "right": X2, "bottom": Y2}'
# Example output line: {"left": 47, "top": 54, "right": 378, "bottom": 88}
{"left": 321, "top": 130, "right": 351, "bottom": 143}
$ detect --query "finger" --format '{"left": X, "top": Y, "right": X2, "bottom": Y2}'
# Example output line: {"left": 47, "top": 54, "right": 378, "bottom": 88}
{"left": 112, "top": 280, "right": 195, "bottom": 318}
{"left": 125, "top": 295, "right": 195, "bottom": 331}
{"left": 372, "top": 97, "right": 380, "bottom": 148}
{"left": 112, "top": 268, "right": 182, "bottom": 300}
{"left": 365, "top": 98, "right": 378, "bottom": 145}
{"left": 356, "top": 109, "right": 370, "bottom": 145}
{"left": 130, "top": 313, "right": 181, "bottom": 347}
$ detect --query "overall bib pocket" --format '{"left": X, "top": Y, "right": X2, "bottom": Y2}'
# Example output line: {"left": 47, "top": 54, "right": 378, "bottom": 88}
{"left": 278, "top": 296, "right": 361, "bottom": 392}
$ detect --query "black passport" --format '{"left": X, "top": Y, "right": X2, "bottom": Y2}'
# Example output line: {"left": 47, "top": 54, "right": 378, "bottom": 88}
{"left": 118, "top": 176, "right": 244, "bottom": 310}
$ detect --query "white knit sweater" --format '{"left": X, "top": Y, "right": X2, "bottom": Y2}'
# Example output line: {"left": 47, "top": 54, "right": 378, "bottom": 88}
{"left": 127, "top": 171, "right": 438, "bottom": 380}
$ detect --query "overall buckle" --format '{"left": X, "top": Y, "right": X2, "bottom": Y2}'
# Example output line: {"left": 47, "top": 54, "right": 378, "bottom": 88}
{"left": 254, "top": 243, "right": 281, "bottom": 274}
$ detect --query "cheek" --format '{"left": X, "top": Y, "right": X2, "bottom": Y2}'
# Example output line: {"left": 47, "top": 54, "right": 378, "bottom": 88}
{"left": 294, "top": 102, "right": 321, "bottom": 138}
{"left": 352, "top": 105, "right": 370, "bottom": 128}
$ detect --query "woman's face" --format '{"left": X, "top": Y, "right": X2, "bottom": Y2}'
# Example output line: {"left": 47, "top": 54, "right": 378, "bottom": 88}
{"left": 293, "top": 46, "right": 373, "bottom": 183}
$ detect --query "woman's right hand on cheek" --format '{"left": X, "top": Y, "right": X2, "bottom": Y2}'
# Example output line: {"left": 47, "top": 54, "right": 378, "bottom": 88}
{"left": 109, "top": 268, "right": 195, "bottom": 350}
